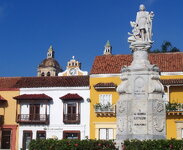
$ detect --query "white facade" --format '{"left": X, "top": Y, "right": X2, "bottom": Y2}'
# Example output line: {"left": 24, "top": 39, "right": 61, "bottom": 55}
{"left": 18, "top": 87, "right": 90, "bottom": 149}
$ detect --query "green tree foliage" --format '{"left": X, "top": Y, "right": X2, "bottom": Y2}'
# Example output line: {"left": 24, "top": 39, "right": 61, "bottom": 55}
{"left": 150, "top": 41, "right": 180, "bottom": 53}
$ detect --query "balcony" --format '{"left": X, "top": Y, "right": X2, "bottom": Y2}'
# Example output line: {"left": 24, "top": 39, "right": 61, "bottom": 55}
{"left": 0, "top": 115, "right": 4, "bottom": 125}
{"left": 17, "top": 114, "right": 49, "bottom": 124}
{"left": 94, "top": 103, "right": 116, "bottom": 117}
{"left": 63, "top": 114, "right": 80, "bottom": 124}
{"left": 166, "top": 103, "right": 183, "bottom": 115}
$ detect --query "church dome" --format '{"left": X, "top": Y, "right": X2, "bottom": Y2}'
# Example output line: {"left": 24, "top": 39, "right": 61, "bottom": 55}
{"left": 39, "top": 58, "right": 62, "bottom": 70}
{"left": 37, "top": 45, "right": 62, "bottom": 77}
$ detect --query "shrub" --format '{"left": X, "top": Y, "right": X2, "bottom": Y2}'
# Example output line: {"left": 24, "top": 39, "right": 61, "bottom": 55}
{"left": 29, "top": 139, "right": 117, "bottom": 150}
{"left": 123, "top": 139, "right": 183, "bottom": 150}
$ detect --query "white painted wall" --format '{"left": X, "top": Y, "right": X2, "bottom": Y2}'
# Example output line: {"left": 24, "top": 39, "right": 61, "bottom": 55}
{"left": 18, "top": 87, "right": 90, "bottom": 149}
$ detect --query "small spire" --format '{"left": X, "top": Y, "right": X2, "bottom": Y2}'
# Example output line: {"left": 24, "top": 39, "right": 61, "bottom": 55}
{"left": 103, "top": 40, "right": 112, "bottom": 55}
{"left": 47, "top": 45, "right": 55, "bottom": 58}
{"left": 105, "top": 40, "right": 111, "bottom": 47}
{"left": 72, "top": 56, "right": 75, "bottom": 60}
{"left": 48, "top": 45, "right": 53, "bottom": 51}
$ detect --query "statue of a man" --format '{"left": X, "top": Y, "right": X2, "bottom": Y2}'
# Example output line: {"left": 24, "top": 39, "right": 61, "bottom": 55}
{"left": 135, "top": 4, "right": 154, "bottom": 42}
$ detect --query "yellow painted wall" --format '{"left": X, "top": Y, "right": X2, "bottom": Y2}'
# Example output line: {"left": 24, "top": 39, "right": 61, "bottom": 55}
{"left": 0, "top": 90, "right": 19, "bottom": 124}
{"left": 90, "top": 76, "right": 121, "bottom": 139}
{"left": 166, "top": 116, "right": 180, "bottom": 139}
{"left": 169, "top": 86, "right": 183, "bottom": 103}
{"left": 166, "top": 85, "right": 183, "bottom": 139}
{"left": 0, "top": 90, "right": 19, "bottom": 150}
{"left": 161, "top": 75, "right": 183, "bottom": 80}
{"left": 161, "top": 75, "right": 183, "bottom": 139}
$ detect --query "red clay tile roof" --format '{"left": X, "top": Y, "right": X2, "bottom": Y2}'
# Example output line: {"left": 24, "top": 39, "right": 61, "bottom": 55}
{"left": 0, "top": 95, "right": 7, "bottom": 102}
{"left": 0, "top": 77, "right": 21, "bottom": 89}
{"left": 60, "top": 93, "right": 83, "bottom": 100}
{"left": 94, "top": 82, "right": 117, "bottom": 90}
{"left": 14, "top": 94, "right": 52, "bottom": 100}
{"left": 0, "top": 76, "right": 89, "bottom": 88}
{"left": 90, "top": 52, "right": 183, "bottom": 74}
{"left": 161, "top": 79, "right": 183, "bottom": 85}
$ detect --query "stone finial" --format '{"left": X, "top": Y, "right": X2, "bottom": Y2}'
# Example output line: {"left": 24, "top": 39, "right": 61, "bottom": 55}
{"left": 103, "top": 40, "right": 112, "bottom": 55}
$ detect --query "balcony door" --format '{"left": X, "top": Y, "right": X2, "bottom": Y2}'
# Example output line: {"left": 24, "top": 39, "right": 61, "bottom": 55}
{"left": 30, "top": 104, "right": 40, "bottom": 121}
{"left": 63, "top": 102, "right": 80, "bottom": 124}
{"left": 67, "top": 103, "right": 76, "bottom": 120}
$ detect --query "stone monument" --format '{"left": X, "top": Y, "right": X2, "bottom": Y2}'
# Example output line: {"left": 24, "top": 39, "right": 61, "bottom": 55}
{"left": 116, "top": 4, "right": 166, "bottom": 149}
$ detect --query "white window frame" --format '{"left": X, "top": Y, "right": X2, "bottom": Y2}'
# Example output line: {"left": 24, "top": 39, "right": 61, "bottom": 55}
{"left": 99, "top": 128, "right": 113, "bottom": 140}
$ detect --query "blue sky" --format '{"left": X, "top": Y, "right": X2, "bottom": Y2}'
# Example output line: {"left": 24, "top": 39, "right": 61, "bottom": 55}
{"left": 0, "top": 0, "right": 183, "bottom": 77}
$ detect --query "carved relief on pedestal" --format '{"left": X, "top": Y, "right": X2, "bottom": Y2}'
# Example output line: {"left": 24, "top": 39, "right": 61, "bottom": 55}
{"left": 117, "top": 118, "right": 125, "bottom": 133}
{"left": 147, "top": 117, "right": 152, "bottom": 133}
{"left": 151, "top": 65, "right": 160, "bottom": 72}
{"left": 153, "top": 101, "right": 164, "bottom": 113}
{"left": 121, "top": 65, "right": 130, "bottom": 73}
{"left": 153, "top": 116, "right": 165, "bottom": 132}
{"left": 149, "top": 75, "right": 164, "bottom": 93}
{"left": 128, "top": 118, "right": 132, "bottom": 133}
{"left": 117, "top": 79, "right": 129, "bottom": 94}
{"left": 117, "top": 101, "right": 126, "bottom": 116}
{"left": 134, "top": 77, "right": 145, "bottom": 93}
{"left": 118, "top": 104, "right": 125, "bottom": 115}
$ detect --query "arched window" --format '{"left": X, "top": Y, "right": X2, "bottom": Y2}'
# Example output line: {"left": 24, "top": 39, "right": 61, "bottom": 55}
{"left": 41, "top": 72, "right": 45, "bottom": 76}
{"left": 47, "top": 72, "right": 51, "bottom": 76}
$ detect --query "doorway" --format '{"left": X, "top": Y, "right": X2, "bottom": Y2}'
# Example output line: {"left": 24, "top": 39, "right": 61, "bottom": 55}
{"left": 1, "top": 129, "right": 11, "bottom": 149}
{"left": 22, "top": 131, "right": 32, "bottom": 150}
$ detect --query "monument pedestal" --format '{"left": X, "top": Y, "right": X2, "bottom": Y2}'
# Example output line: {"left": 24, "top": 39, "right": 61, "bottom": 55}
{"left": 116, "top": 43, "right": 166, "bottom": 149}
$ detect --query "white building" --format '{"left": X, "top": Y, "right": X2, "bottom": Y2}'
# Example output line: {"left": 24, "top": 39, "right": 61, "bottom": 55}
{"left": 14, "top": 76, "right": 90, "bottom": 150}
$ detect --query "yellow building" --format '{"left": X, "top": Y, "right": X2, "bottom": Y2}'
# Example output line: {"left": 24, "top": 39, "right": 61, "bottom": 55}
{"left": 0, "top": 77, "right": 20, "bottom": 150}
{"left": 161, "top": 78, "right": 183, "bottom": 139}
{"left": 90, "top": 42, "right": 183, "bottom": 140}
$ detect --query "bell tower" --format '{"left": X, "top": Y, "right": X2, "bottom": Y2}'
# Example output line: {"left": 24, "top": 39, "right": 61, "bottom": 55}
{"left": 47, "top": 45, "right": 55, "bottom": 58}
{"left": 103, "top": 40, "right": 112, "bottom": 55}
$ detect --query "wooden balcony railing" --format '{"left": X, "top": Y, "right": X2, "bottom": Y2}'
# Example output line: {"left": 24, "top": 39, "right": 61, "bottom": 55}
{"left": 0, "top": 115, "right": 4, "bottom": 125}
{"left": 17, "top": 114, "right": 49, "bottom": 124}
{"left": 63, "top": 114, "right": 80, "bottom": 124}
